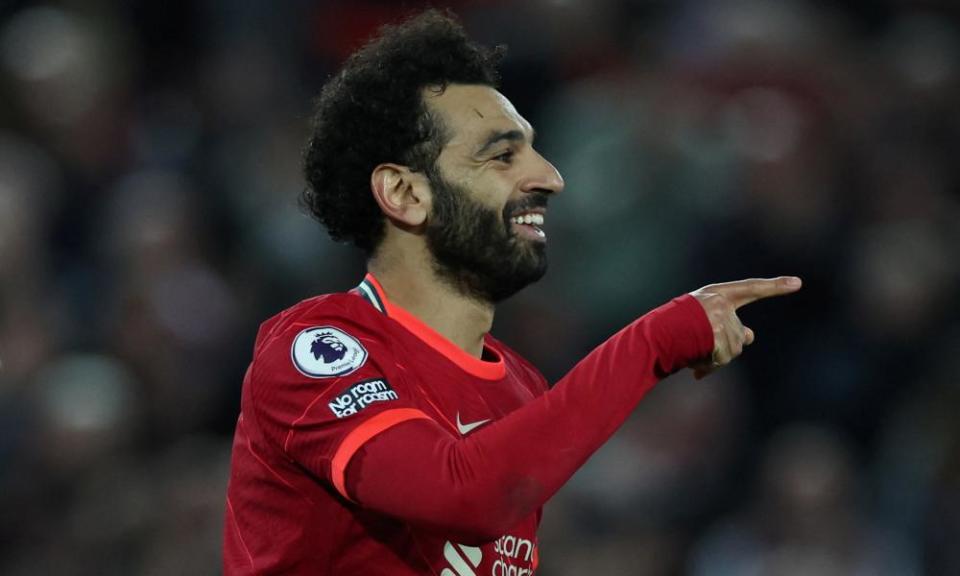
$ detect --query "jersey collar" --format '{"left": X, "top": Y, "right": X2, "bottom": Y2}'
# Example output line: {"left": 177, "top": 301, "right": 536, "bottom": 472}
{"left": 357, "top": 273, "right": 506, "bottom": 380}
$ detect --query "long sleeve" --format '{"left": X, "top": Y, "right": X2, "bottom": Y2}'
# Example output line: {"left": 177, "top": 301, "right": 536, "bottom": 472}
{"left": 346, "top": 294, "right": 714, "bottom": 542}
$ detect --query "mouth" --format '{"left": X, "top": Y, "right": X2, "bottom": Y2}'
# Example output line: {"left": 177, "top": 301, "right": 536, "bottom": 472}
{"left": 509, "top": 210, "right": 546, "bottom": 241}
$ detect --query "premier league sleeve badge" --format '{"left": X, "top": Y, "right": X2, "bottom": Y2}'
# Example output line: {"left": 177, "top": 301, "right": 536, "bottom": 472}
{"left": 291, "top": 326, "right": 368, "bottom": 378}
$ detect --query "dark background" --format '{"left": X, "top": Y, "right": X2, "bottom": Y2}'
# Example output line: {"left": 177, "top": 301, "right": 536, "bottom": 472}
{"left": 0, "top": 0, "right": 957, "bottom": 573}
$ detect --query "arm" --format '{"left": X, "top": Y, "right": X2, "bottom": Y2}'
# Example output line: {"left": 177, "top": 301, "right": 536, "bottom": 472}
{"left": 346, "top": 294, "right": 714, "bottom": 542}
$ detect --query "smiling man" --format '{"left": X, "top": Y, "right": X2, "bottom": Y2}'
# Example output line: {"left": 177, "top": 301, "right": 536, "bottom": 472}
{"left": 223, "top": 10, "right": 801, "bottom": 575}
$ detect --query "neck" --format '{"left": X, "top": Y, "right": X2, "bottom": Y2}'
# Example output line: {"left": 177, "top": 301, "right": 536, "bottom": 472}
{"left": 368, "top": 252, "right": 494, "bottom": 359}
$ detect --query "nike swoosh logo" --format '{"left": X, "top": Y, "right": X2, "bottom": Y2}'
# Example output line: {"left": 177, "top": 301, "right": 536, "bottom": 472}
{"left": 456, "top": 412, "right": 491, "bottom": 436}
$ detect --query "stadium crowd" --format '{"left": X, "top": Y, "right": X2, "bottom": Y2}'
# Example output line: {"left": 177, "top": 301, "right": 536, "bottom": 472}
{"left": 0, "top": 0, "right": 957, "bottom": 574}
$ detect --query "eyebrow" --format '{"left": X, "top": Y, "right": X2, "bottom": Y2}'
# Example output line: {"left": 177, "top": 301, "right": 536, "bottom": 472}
{"left": 475, "top": 128, "right": 536, "bottom": 156}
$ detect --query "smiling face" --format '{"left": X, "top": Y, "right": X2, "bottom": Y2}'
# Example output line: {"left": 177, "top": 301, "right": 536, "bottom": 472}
{"left": 421, "top": 84, "right": 564, "bottom": 302}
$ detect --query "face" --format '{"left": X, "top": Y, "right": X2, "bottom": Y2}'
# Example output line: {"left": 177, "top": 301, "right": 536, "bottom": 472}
{"left": 421, "top": 85, "right": 564, "bottom": 303}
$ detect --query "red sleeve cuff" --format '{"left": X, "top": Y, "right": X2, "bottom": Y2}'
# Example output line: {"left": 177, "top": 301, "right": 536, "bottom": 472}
{"left": 647, "top": 294, "right": 715, "bottom": 374}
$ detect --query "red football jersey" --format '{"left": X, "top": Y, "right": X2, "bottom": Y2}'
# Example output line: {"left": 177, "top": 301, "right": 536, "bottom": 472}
{"left": 225, "top": 275, "right": 548, "bottom": 574}
{"left": 224, "top": 274, "right": 713, "bottom": 575}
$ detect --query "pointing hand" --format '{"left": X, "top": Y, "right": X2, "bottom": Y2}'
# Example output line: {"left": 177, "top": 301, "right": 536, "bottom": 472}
{"left": 689, "top": 276, "right": 802, "bottom": 379}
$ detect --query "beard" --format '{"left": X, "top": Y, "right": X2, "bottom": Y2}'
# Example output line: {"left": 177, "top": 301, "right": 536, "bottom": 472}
{"left": 424, "top": 166, "right": 548, "bottom": 304}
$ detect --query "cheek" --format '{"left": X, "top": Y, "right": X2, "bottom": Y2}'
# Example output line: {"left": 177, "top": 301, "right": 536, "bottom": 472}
{"left": 444, "top": 164, "right": 516, "bottom": 215}
{"left": 470, "top": 178, "right": 513, "bottom": 214}
{"left": 487, "top": 176, "right": 519, "bottom": 210}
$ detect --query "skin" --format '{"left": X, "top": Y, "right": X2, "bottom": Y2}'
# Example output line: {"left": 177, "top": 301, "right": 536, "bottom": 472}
{"left": 689, "top": 276, "right": 803, "bottom": 378}
{"left": 367, "top": 83, "right": 802, "bottom": 371}
{"left": 368, "top": 84, "right": 563, "bottom": 358}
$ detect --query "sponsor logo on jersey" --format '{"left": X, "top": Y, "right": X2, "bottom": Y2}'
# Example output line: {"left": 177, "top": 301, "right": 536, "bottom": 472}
{"left": 291, "top": 326, "right": 367, "bottom": 378}
{"left": 492, "top": 535, "right": 536, "bottom": 575}
{"left": 328, "top": 378, "right": 398, "bottom": 418}
{"left": 441, "top": 541, "right": 482, "bottom": 576}
{"left": 441, "top": 535, "right": 537, "bottom": 576}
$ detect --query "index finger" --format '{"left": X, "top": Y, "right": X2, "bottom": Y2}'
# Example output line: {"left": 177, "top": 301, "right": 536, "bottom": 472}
{"left": 710, "top": 276, "right": 802, "bottom": 308}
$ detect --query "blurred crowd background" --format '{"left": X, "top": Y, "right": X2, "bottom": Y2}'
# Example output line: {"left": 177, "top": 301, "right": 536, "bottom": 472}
{"left": 0, "top": 0, "right": 958, "bottom": 574}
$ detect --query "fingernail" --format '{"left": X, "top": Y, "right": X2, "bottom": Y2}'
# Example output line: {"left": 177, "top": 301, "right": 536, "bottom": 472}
{"left": 785, "top": 277, "right": 802, "bottom": 288}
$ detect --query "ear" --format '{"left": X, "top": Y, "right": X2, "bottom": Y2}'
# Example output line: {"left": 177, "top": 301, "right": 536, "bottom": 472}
{"left": 371, "top": 163, "right": 430, "bottom": 228}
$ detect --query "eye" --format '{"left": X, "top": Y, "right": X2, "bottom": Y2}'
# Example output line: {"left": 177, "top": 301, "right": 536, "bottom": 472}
{"left": 492, "top": 150, "right": 515, "bottom": 164}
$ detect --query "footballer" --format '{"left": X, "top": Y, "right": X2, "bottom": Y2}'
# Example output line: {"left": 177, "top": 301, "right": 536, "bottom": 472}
{"left": 223, "top": 10, "right": 801, "bottom": 575}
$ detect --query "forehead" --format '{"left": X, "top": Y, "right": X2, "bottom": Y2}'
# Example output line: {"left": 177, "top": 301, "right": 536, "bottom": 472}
{"left": 423, "top": 84, "right": 532, "bottom": 146}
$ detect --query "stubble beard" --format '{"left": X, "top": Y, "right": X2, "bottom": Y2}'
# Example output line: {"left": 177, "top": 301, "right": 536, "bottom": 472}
{"left": 423, "top": 166, "right": 548, "bottom": 304}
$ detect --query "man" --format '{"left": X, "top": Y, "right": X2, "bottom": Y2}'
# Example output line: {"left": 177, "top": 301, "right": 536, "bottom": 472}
{"left": 223, "top": 10, "right": 801, "bottom": 575}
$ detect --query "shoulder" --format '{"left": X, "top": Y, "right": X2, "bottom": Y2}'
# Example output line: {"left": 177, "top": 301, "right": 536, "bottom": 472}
{"left": 242, "top": 291, "right": 426, "bottom": 467}
{"left": 252, "top": 291, "right": 396, "bottom": 380}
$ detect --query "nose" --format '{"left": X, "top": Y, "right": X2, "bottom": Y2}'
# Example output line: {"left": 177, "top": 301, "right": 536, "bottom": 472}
{"left": 520, "top": 150, "right": 564, "bottom": 196}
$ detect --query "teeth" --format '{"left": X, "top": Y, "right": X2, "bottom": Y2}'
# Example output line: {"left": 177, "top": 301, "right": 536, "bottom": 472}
{"left": 512, "top": 213, "right": 544, "bottom": 226}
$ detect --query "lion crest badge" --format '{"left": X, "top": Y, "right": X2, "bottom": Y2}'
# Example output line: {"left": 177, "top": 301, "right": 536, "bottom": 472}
{"left": 291, "top": 326, "right": 367, "bottom": 378}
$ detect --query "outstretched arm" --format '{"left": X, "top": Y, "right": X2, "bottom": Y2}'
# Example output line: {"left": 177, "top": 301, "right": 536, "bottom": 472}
{"left": 345, "top": 278, "right": 803, "bottom": 541}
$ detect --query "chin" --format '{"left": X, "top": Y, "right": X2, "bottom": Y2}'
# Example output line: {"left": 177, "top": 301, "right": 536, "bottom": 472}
{"left": 485, "top": 260, "right": 547, "bottom": 303}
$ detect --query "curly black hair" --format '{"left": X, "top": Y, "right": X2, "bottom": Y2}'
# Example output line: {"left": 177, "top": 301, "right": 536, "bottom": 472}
{"left": 302, "top": 9, "right": 505, "bottom": 254}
